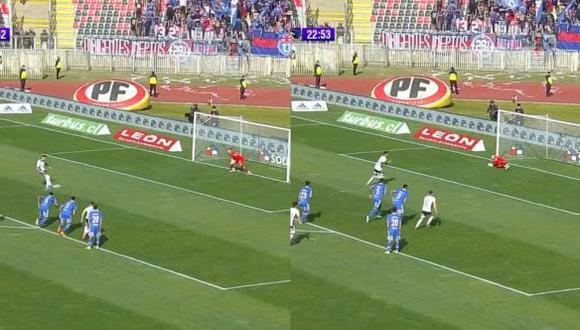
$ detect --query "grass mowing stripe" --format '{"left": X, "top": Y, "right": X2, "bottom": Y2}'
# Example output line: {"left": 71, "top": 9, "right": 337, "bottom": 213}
{"left": 49, "top": 154, "right": 276, "bottom": 214}
{"left": 340, "top": 153, "right": 580, "bottom": 216}
{"left": 305, "top": 222, "right": 533, "bottom": 297}
{"left": 344, "top": 146, "right": 434, "bottom": 154}
{"left": 292, "top": 115, "right": 580, "bottom": 182}
{"left": 4, "top": 216, "right": 227, "bottom": 291}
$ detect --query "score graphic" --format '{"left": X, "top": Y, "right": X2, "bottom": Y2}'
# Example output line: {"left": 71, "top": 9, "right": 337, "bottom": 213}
{"left": 0, "top": 27, "right": 11, "bottom": 42}
{"left": 301, "top": 27, "right": 335, "bottom": 42}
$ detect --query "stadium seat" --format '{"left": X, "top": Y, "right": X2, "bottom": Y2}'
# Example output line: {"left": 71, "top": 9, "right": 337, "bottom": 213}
{"left": 410, "top": 23, "right": 415, "bottom": 30}
{"left": 374, "top": 3, "right": 379, "bottom": 9}
{"left": 377, "top": 16, "right": 383, "bottom": 22}
{"left": 397, "top": 17, "right": 403, "bottom": 23}
{"left": 372, "top": 9, "right": 378, "bottom": 15}
{"left": 396, "top": 23, "right": 401, "bottom": 29}
{"left": 404, "top": 16, "right": 410, "bottom": 23}
{"left": 403, "top": 23, "right": 408, "bottom": 29}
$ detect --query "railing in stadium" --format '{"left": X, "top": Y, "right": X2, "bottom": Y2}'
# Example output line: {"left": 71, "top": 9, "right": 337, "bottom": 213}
{"left": 291, "top": 43, "right": 580, "bottom": 75}
{"left": 0, "top": 49, "right": 291, "bottom": 79}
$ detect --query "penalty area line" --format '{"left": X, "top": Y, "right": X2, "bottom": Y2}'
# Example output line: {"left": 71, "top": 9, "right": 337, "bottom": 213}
{"left": 528, "top": 287, "right": 580, "bottom": 296}
{"left": 306, "top": 222, "right": 532, "bottom": 297}
{"left": 49, "top": 147, "right": 129, "bottom": 156}
{"left": 4, "top": 216, "right": 227, "bottom": 291}
{"left": 223, "top": 279, "right": 291, "bottom": 291}
{"left": 342, "top": 146, "right": 434, "bottom": 155}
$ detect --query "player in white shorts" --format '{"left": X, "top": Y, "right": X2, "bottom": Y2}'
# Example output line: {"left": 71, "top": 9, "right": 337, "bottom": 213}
{"left": 36, "top": 154, "right": 52, "bottom": 190}
{"left": 80, "top": 201, "right": 95, "bottom": 239}
{"left": 415, "top": 190, "right": 438, "bottom": 229}
{"left": 367, "top": 151, "right": 390, "bottom": 185}
{"left": 290, "top": 201, "right": 301, "bottom": 243}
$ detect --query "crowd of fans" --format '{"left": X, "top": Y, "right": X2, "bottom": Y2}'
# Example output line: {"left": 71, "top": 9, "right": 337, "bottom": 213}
{"left": 433, "top": 0, "right": 580, "bottom": 49}
{"left": 131, "top": 0, "right": 297, "bottom": 55}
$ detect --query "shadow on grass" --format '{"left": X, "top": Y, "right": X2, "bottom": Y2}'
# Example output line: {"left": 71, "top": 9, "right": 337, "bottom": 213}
{"left": 305, "top": 211, "right": 322, "bottom": 223}
{"left": 291, "top": 233, "right": 310, "bottom": 246}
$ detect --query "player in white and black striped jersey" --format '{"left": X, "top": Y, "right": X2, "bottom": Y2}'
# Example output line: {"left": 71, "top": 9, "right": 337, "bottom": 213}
{"left": 415, "top": 190, "right": 439, "bottom": 229}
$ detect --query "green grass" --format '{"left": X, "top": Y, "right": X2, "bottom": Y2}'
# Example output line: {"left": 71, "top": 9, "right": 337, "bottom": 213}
{"left": 0, "top": 107, "right": 293, "bottom": 329}
{"left": 288, "top": 103, "right": 580, "bottom": 328}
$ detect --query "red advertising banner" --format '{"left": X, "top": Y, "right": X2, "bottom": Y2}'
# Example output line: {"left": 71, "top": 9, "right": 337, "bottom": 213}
{"left": 413, "top": 126, "right": 486, "bottom": 151}
{"left": 114, "top": 128, "right": 183, "bottom": 152}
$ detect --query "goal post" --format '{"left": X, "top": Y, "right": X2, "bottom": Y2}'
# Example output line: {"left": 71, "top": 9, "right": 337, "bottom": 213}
{"left": 496, "top": 109, "right": 580, "bottom": 165}
{"left": 192, "top": 112, "right": 291, "bottom": 182}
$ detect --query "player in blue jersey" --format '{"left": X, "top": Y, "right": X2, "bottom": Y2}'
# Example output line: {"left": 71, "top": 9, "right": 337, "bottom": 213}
{"left": 366, "top": 179, "right": 387, "bottom": 223}
{"left": 391, "top": 184, "right": 409, "bottom": 215}
{"left": 385, "top": 210, "right": 402, "bottom": 254}
{"left": 86, "top": 205, "right": 103, "bottom": 250}
{"left": 57, "top": 196, "right": 77, "bottom": 236}
{"left": 36, "top": 192, "right": 58, "bottom": 227}
{"left": 297, "top": 181, "right": 313, "bottom": 223}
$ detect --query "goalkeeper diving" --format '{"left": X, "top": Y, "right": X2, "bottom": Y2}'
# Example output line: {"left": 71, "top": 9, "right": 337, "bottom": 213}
{"left": 227, "top": 148, "right": 252, "bottom": 174}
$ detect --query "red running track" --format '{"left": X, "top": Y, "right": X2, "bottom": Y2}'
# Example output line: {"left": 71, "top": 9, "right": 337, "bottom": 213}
{"left": 0, "top": 80, "right": 289, "bottom": 107}
{"left": 291, "top": 76, "right": 580, "bottom": 104}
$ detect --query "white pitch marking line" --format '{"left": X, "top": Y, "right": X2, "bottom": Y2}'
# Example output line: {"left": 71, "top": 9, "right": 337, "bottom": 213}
{"left": 5, "top": 216, "right": 227, "bottom": 291}
{"left": 49, "top": 154, "right": 275, "bottom": 214}
{"left": 339, "top": 153, "right": 580, "bottom": 216}
{"left": 0, "top": 124, "right": 27, "bottom": 128}
{"left": 49, "top": 147, "right": 129, "bottom": 156}
{"left": 295, "top": 229, "right": 336, "bottom": 234}
{"left": 223, "top": 279, "right": 291, "bottom": 291}
{"left": 1, "top": 117, "right": 290, "bottom": 186}
{"left": 291, "top": 123, "right": 324, "bottom": 128}
{"left": 0, "top": 117, "right": 289, "bottom": 212}
{"left": 270, "top": 209, "right": 289, "bottom": 213}
{"left": 528, "top": 287, "right": 580, "bottom": 296}
{"left": 0, "top": 225, "right": 38, "bottom": 230}
{"left": 344, "top": 146, "right": 433, "bottom": 155}
{"left": 291, "top": 115, "right": 580, "bottom": 182}
{"left": 306, "top": 222, "right": 532, "bottom": 297}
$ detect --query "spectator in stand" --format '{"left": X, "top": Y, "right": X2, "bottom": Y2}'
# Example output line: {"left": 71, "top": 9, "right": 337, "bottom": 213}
{"left": 40, "top": 29, "right": 49, "bottom": 50}
{"left": 336, "top": 23, "right": 345, "bottom": 44}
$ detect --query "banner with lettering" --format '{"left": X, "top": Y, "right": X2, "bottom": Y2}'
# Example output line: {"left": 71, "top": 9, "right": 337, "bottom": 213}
{"left": 379, "top": 31, "right": 525, "bottom": 50}
{"left": 78, "top": 37, "right": 224, "bottom": 56}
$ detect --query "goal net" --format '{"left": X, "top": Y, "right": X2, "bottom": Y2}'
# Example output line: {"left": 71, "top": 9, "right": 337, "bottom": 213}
{"left": 496, "top": 109, "right": 580, "bottom": 165}
{"left": 192, "top": 112, "right": 291, "bottom": 182}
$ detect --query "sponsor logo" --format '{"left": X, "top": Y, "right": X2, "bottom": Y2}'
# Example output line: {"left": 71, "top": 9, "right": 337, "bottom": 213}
{"left": 41, "top": 113, "right": 111, "bottom": 135}
{"left": 0, "top": 103, "right": 32, "bottom": 114}
{"left": 413, "top": 126, "right": 486, "bottom": 151}
{"left": 337, "top": 111, "right": 410, "bottom": 135}
{"left": 260, "top": 150, "right": 288, "bottom": 166}
{"left": 204, "top": 146, "right": 219, "bottom": 157}
{"left": 291, "top": 100, "right": 328, "bottom": 112}
{"left": 372, "top": 76, "right": 452, "bottom": 109}
{"left": 74, "top": 79, "right": 150, "bottom": 111}
{"left": 509, "top": 145, "right": 524, "bottom": 156}
{"left": 471, "top": 34, "right": 495, "bottom": 58}
{"left": 113, "top": 128, "right": 182, "bottom": 152}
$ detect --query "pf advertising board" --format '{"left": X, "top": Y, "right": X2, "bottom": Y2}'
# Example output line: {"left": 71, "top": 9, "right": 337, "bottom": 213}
{"left": 74, "top": 80, "right": 150, "bottom": 111}
{"left": 371, "top": 76, "right": 451, "bottom": 109}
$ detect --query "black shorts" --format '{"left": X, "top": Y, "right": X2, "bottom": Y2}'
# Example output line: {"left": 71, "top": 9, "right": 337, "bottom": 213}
{"left": 373, "top": 169, "right": 383, "bottom": 176}
{"left": 422, "top": 211, "right": 432, "bottom": 217}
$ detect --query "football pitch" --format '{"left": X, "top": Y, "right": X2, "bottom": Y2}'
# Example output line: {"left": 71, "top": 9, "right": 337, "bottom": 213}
{"left": 1, "top": 101, "right": 580, "bottom": 329}
{"left": 289, "top": 103, "right": 580, "bottom": 328}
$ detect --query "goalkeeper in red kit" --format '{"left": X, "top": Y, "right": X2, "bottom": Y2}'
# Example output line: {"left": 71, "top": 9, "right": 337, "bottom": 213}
{"left": 488, "top": 154, "right": 510, "bottom": 169}
{"left": 227, "top": 148, "right": 252, "bottom": 174}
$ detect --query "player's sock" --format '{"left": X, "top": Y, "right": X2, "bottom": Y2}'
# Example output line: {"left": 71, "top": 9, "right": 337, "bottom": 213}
{"left": 395, "top": 239, "right": 400, "bottom": 252}
{"left": 427, "top": 216, "right": 435, "bottom": 226}
{"left": 415, "top": 216, "right": 425, "bottom": 229}
{"left": 366, "top": 176, "right": 375, "bottom": 185}
{"left": 44, "top": 174, "right": 52, "bottom": 190}
{"left": 367, "top": 208, "right": 377, "bottom": 220}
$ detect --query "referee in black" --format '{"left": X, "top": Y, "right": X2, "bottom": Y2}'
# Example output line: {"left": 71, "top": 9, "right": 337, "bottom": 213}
{"left": 240, "top": 75, "right": 247, "bottom": 100}
{"left": 55, "top": 57, "right": 63, "bottom": 80}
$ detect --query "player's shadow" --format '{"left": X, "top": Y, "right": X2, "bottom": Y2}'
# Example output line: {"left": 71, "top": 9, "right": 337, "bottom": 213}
{"left": 399, "top": 238, "right": 409, "bottom": 251}
{"left": 384, "top": 177, "right": 396, "bottom": 184}
{"left": 40, "top": 216, "right": 59, "bottom": 228}
{"left": 68, "top": 222, "right": 83, "bottom": 233}
{"left": 402, "top": 214, "right": 416, "bottom": 225}
{"left": 291, "top": 233, "right": 310, "bottom": 246}
{"left": 98, "top": 235, "right": 109, "bottom": 247}
{"left": 305, "top": 212, "right": 322, "bottom": 223}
